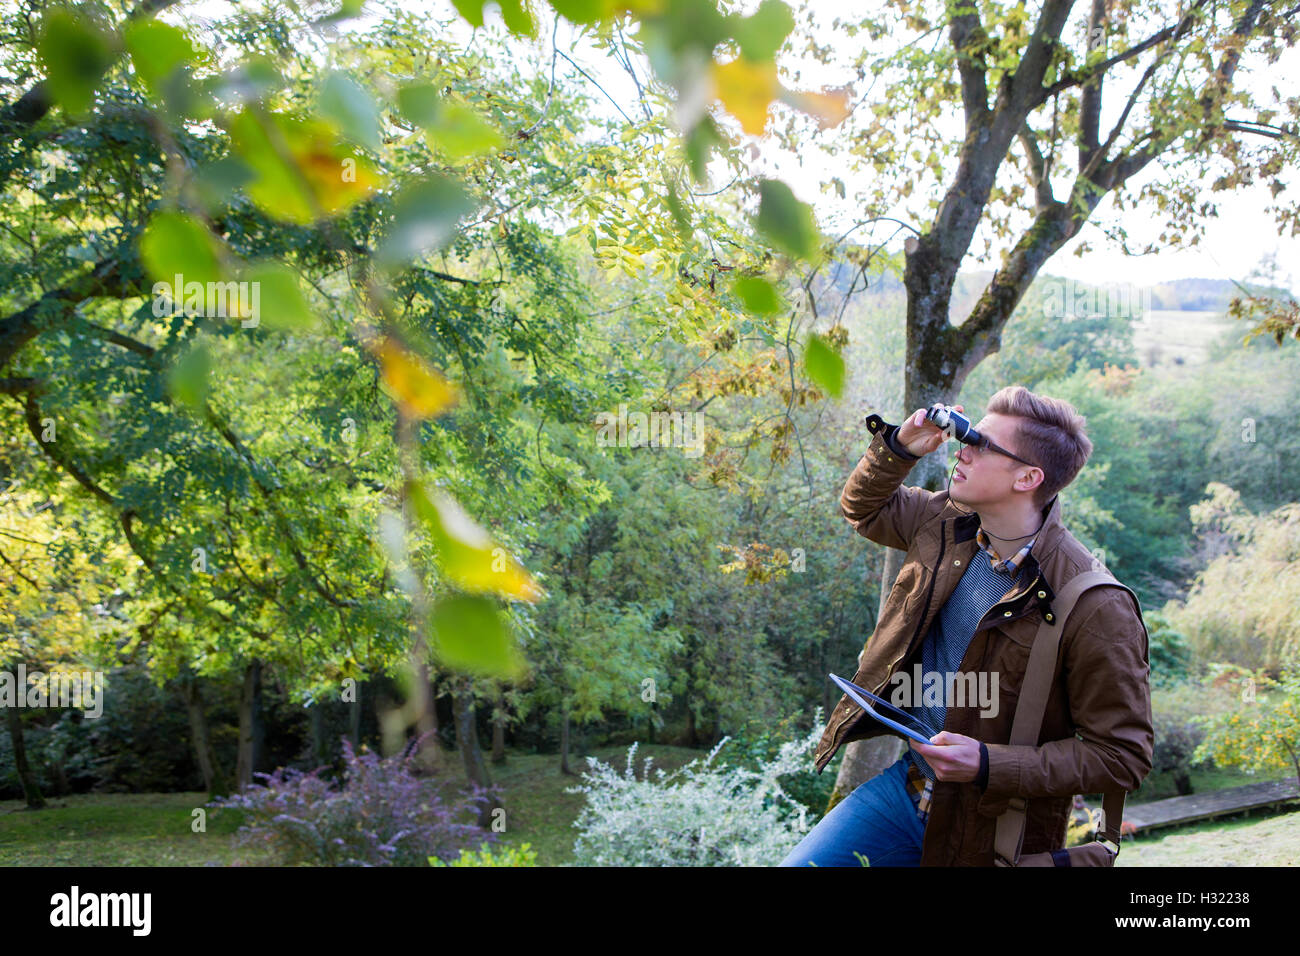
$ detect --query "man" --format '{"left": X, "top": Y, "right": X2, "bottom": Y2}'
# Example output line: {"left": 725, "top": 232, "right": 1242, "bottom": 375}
{"left": 780, "top": 385, "right": 1153, "bottom": 866}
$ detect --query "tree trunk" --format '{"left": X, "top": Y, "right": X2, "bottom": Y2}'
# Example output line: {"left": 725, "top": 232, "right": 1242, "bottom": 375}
{"left": 48, "top": 754, "right": 70, "bottom": 797}
{"left": 559, "top": 699, "right": 572, "bottom": 775}
{"left": 411, "top": 660, "right": 443, "bottom": 774}
{"left": 235, "top": 659, "right": 265, "bottom": 791}
{"left": 348, "top": 679, "right": 363, "bottom": 750}
{"left": 827, "top": 424, "right": 950, "bottom": 811}
{"left": 490, "top": 685, "right": 506, "bottom": 765}
{"left": 5, "top": 704, "right": 45, "bottom": 809}
{"left": 452, "top": 676, "right": 499, "bottom": 826}
{"left": 184, "top": 674, "right": 229, "bottom": 798}
{"left": 308, "top": 701, "right": 329, "bottom": 770}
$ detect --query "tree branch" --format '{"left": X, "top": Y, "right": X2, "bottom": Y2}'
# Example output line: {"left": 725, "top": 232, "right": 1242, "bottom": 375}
{"left": 0, "top": 0, "right": 182, "bottom": 189}
{"left": 949, "top": 0, "right": 991, "bottom": 127}
{"left": 1038, "top": 0, "right": 1215, "bottom": 104}
{"left": 1018, "top": 123, "right": 1055, "bottom": 209}
{"left": 0, "top": 253, "right": 146, "bottom": 370}
{"left": 1222, "top": 119, "right": 1299, "bottom": 140}
{"left": 1009, "top": 0, "right": 1077, "bottom": 108}
{"left": 1093, "top": 0, "right": 1270, "bottom": 192}
{"left": 1078, "top": 0, "right": 1107, "bottom": 168}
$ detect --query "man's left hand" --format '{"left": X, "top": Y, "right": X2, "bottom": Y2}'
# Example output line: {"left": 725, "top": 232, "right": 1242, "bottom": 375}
{"left": 909, "top": 732, "right": 981, "bottom": 782}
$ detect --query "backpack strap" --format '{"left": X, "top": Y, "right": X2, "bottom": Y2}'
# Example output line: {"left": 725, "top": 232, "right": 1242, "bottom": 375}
{"left": 992, "top": 570, "right": 1144, "bottom": 866}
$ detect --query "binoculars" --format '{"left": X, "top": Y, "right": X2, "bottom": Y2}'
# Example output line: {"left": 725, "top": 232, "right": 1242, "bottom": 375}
{"left": 922, "top": 403, "right": 1038, "bottom": 468}
{"left": 924, "top": 403, "right": 981, "bottom": 444}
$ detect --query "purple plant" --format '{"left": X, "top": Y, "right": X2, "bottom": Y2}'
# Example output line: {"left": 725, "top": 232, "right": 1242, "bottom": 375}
{"left": 209, "top": 733, "right": 499, "bottom": 866}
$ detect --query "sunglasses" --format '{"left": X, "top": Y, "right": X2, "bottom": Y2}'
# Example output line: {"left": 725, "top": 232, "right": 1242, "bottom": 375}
{"left": 959, "top": 435, "right": 1039, "bottom": 470}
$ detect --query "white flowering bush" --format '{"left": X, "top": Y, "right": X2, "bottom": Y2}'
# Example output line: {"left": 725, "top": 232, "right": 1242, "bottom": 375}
{"left": 566, "top": 718, "right": 824, "bottom": 866}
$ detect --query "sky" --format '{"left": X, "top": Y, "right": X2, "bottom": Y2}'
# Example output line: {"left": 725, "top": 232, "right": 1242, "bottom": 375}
{"left": 175, "top": 0, "right": 1298, "bottom": 293}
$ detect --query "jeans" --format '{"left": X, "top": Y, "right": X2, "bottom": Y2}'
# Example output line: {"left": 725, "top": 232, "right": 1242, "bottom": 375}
{"left": 779, "top": 756, "right": 926, "bottom": 867}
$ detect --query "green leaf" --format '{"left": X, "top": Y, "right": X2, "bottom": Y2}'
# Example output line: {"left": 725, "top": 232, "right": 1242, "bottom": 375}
{"left": 407, "top": 481, "right": 543, "bottom": 602}
{"left": 124, "top": 20, "right": 193, "bottom": 95}
{"left": 321, "top": 0, "right": 367, "bottom": 22}
{"left": 227, "top": 109, "right": 383, "bottom": 224}
{"left": 140, "top": 212, "right": 222, "bottom": 287}
{"left": 399, "top": 84, "right": 503, "bottom": 160}
{"left": 37, "top": 12, "right": 117, "bottom": 116}
{"left": 497, "top": 0, "right": 537, "bottom": 37}
{"left": 429, "top": 593, "right": 525, "bottom": 679}
{"left": 205, "top": 56, "right": 282, "bottom": 105}
{"left": 239, "top": 262, "right": 319, "bottom": 331}
{"left": 684, "top": 117, "right": 723, "bottom": 184}
{"left": 397, "top": 82, "right": 441, "bottom": 127}
{"left": 376, "top": 176, "right": 476, "bottom": 269}
{"left": 732, "top": 276, "right": 784, "bottom": 317}
{"left": 755, "top": 179, "right": 820, "bottom": 261}
{"left": 451, "top": 0, "right": 487, "bottom": 27}
{"left": 664, "top": 180, "right": 691, "bottom": 239}
{"left": 319, "top": 71, "right": 382, "bottom": 151}
{"left": 803, "top": 332, "right": 844, "bottom": 399}
{"left": 732, "top": 0, "right": 794, "bottom": 62}
{"left": 428, "top": 103, "right": 504, "bottom": 160}
{"left": 193, "top": 157, "right": 254, "bottom": 214}
{"left": 548, "top": 0, "right": 611, "bottom": 24}
{"left": 168, "top": 343, "right": 211, "bottom": 409}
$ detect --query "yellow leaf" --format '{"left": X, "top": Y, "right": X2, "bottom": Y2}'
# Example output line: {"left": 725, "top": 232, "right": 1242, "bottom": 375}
{"left": 407, "top": 481, "right": 545, "bottom": 602}
{"left": 372, "top": 338, "right": 459, "bottom": 419}
{"left": 711, "top": 57, "right": 780, "bottom": 136}
{"left": 782, "top": 86, "right": 852, "bottom": 129}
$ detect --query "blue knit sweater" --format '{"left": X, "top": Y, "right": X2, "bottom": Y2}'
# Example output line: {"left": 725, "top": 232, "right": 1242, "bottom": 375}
{"left": 904, "top": 552, "right": 1027, "bottom": 782}
{"left": 884, "top": 427, "right": 1025, "bottom": 789}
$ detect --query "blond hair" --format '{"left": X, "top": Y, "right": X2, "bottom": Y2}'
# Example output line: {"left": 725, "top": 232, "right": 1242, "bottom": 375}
{"left": 985, "top": 385, "right": 1093, "bottom": 509}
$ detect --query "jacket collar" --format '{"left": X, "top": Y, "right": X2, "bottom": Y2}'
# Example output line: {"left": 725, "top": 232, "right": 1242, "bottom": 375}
{"left": 952, "top": 493, "right": 1065, "bottom": 600}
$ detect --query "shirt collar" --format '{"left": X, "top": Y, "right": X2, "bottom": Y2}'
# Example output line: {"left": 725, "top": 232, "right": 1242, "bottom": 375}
{"left": 975, "top": 527, "right": 1036, "bottom": 577}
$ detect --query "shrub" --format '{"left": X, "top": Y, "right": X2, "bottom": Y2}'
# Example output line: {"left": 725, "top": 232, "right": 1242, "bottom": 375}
{"left": 1193, "top": 656, "right": 1300, "bottom": 788}
{"left": 430, "top": 842, "right": 539, "bottom": 867}
{"left": 1149, "top": 669, "right": 1257, "bottom": 795}
{"left": 709, "top": 707, "right": 832, "bottom": 823}
{"left": 209, "top": 734, "right": 496, "bottom": 866}
{"left": 1145, "top": 611, "right": 1193, "bottom": 688}
{"left": 566, "top": 720, "right": 823, "bottom": 866}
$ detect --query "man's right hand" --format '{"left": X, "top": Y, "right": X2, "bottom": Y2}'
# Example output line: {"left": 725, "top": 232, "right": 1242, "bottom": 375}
{"left": 895, "top": 405, "right": 965, "bottom": 457}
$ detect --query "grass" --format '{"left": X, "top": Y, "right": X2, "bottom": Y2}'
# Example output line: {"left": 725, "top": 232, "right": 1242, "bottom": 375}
{"left": 1131, "top": 309, "right": 1231, "bottom": 368}
{"left": 1117, "top": 807, "right": 1300, "bottom": 866}
{"left": 0, "top": 791, "right": 274, "bottom": 866}
{"left": 0, "top": 742, "right": 711, "bottom": 867}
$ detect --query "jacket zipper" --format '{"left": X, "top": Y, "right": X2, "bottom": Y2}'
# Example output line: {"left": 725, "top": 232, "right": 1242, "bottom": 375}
{"left": 823, "top": 521, "right": 949, "bottom": 755}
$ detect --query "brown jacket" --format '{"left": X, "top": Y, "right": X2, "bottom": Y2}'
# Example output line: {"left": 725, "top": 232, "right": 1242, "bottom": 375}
{"left": 813, "top": 413, "right": 1154, "bottom": 866}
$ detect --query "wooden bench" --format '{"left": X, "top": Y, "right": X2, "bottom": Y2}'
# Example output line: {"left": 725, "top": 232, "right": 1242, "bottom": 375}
{"left": 1121, "top": 778, "right": 1300, "bottom": 834}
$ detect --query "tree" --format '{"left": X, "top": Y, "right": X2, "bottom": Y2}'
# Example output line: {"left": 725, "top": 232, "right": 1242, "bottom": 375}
{"left": 0, "top": 0, "right": 855, "bottom": 802}
{"left": 0, "top": 470, "right": 131, "bottom": 808}
{"left": 1193, "top": 661, "right": 1300, "bottom": 789}
{"left": 773, "top": 0, "right": 1300, "bottom": 804}
{"left": 1165, "top": 483, "right": 1300, "bottom": 674}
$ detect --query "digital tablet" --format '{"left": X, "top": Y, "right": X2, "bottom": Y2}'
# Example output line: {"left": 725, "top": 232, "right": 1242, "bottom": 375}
{"left": 828, "top": 673, "right": 937, "bottom": 748}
